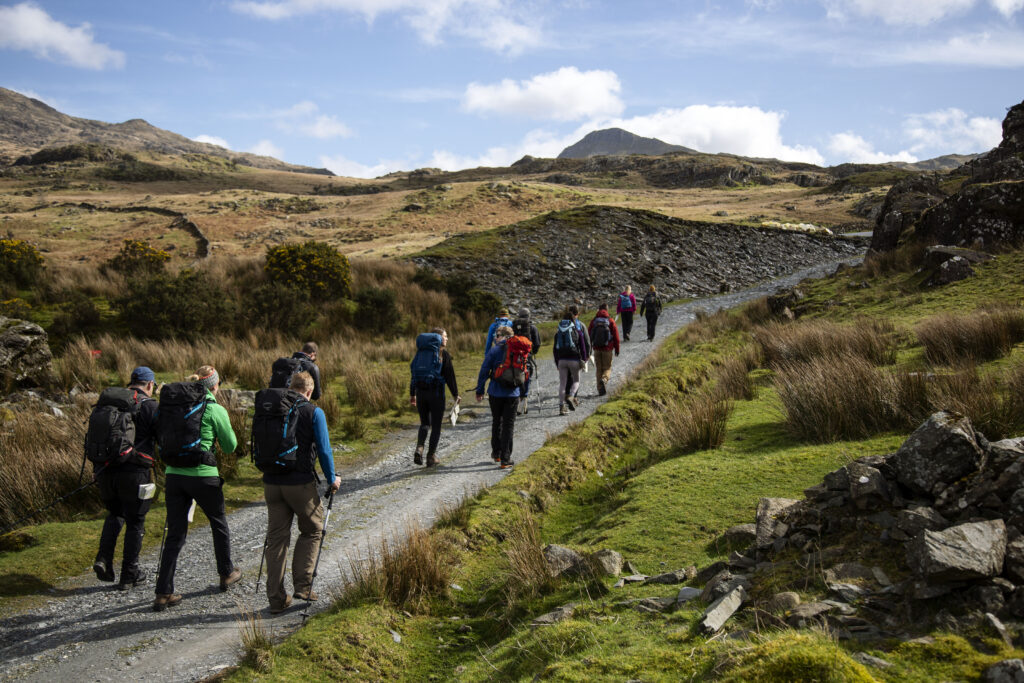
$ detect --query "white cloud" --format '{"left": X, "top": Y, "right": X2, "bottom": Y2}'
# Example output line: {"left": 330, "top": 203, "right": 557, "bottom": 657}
{"left": 249, "top": 140, "right": 284, "bottom": 158}
{"left": 320, "top": 153, "right": 415, "bottom": 178}
{"left": 904, "top": 108, "right": 1002, "bottom": 154}
{"left": 463, "top": 67, "right": 624, "bottom": 122}
{"left": 824, "top": 0, "right": 974, "bottom": 25}
{"left": 193, "top": 135, "right": 231, "bottom": 148}
{"left": 602, "top": 105, "right": 825, "bottom": 165}
{"left": 299, "top": 115, "right": 353, "bottom": 139}
{"left": 231, "top": 0, "right": 541, "bottom": 55}
{"left": 892, "top": 31, "right": 1024, "bottom": 67}
{"left": 0, "top": 2, "right": 125, "bottom": 69}
{"left": 991, "top": 0, "right": 1024, "bottom": 15}
{"left": 827, "top": 132, "right": 917, "bottom": 163}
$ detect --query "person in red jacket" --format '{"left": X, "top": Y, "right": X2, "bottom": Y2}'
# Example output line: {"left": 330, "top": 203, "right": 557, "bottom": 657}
{"left": 616, "top": 285, "right": 637, "bottom": 341}
{"left": 588, "top": 304, "right": 620, "bottom": 396}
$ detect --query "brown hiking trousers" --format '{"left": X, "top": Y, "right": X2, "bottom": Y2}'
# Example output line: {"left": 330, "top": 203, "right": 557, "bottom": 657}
{"left": 264, "top": 481, "right": 324, "bottom": 609}
{"left": 594, "top": 348, "right": 614, "bottom": 392}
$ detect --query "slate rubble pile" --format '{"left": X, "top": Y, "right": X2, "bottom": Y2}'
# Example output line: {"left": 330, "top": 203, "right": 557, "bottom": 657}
{"left": 414, "top": 206, "right": 864, "bottom": 318}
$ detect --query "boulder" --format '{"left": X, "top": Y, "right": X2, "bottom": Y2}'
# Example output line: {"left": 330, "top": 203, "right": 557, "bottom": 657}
{"left": 869, "top": 174, "right": 947, "bottom": 253}
{"left": 852, "top": 652, "right": 894, "bottom": 670}
{"left": 983, "top": 659, "right": 1024, "bottom": 683}
{"left": 922, "top": 245, "right": 993, "bottom": 270}
{"left": 700, "top": 585, "right": 746, "bottom": 633}
{"left": 700, "top": 570, "right": 751, "bottom": 603}
{"left": 908, "top": 519, "right": 1007, "bottom": 582}
{"left": 766, "top": 591, "right": 801, "bottom": 613}
{"left": 896, "top": 506, "right": 949, "bottom": 537}
{"left": 823, "top": 562, "right": 876, "bottom": 585}
{"left": 721, "top": 523, "right": 757, "bottom": 546}
{"left": 645, "top": 567, "right": 696, "bottom": 585}
{"left": 923, "top": 256, "right": 975, "bottom": 287}
{"left": 914, "top": 182, "right": 1024, "bottom": 251}
{"left": 590, "top": 549, "right": 624, "bottom": 577}
{"left": 676, "top": 586, "right": 702, "bottom": 606}
{"left": 892, "top": 411, "right": 985, "bottom": 495}
{"left": 543, "top": 545, "right": 588, "bottom": 578}
{"left": 1003, "top": 537, "right": 1024, "bottom": 583}
{"left": 755, "top": 497, "right": 800, "bottom": 548}
{"left": 847, "top": 463, "right": 890, "bottom": 510}
{"left": 530, "top": 603, "right": 576, "bottom": 627}
{"left": 985, "top": 613, "right": 1014, "bottom": 648}
{"left": 0, "top": 317, "right": 54, "bottom": 389}
{"left": 785, "top": 601, "right": 834, "bottom": 628}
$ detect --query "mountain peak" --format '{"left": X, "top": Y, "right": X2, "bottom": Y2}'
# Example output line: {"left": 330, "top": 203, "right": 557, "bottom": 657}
{"left": 558, "top": 128, "right": 696, "bottom": 159}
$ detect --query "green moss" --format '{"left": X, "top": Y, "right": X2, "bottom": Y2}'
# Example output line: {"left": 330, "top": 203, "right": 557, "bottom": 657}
{"left": 720, "top": 632, "right": 875, "bottom": 682}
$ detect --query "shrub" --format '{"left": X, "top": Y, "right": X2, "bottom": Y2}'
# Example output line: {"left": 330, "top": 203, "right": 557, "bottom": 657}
{"left": 104, "top": 239, "right": 170, "bottom": 277}
{"left": 265, "top": 241, "right": 351, "bottom": 300}
{"left": 916, "top": 307, "right": 1024, "bottom": 366}
{"left": 353, "top": 287, "right": 404, "bottom": 336}
{"left": 49, "top": 291, "right": 103, "bottom": 342}
{"left": 0, "top": 239, "right": 44, "bottom": 287}
{"left": 240, "top": 280, "right": 315, "bottom": 336}
{"left": 114, "top": 269, "right": 236, "bottom": 340}
{"left": 0, "top": 297, "right": 31, "bottom": 318}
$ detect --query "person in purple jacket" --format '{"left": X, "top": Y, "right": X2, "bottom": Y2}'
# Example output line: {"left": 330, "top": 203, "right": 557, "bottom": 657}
{"left": 616, "top": 285, "right": 638, "bottom": 341}
{"left": 475, "top": 325, "right": 519, "bottom": 469}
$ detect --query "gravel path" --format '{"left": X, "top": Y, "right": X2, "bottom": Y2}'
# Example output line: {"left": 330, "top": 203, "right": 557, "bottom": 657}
{"left": 0, "top": 255, "right": 861, "bottom": 682}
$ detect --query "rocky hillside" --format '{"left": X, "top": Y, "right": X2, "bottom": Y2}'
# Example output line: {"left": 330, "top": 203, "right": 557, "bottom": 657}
{"left": 413, "top": 205, "right": 866, "bottom": 317}
{"left": 0, "top": 87, "right": 331, "bottom": 175}
{"left": 558, "top": 128, "right": 696, "bottom": 159}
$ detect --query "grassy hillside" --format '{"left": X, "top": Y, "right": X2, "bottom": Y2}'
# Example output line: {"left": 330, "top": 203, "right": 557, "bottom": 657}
{"left": 226, "top": 249, "right": 1024, "bottom": 682}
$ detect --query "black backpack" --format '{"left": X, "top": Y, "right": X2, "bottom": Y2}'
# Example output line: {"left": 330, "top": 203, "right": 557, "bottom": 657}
{"left": 591, "top": 316, "right": 612, "bottom": 347}
{"left": 512, "top": 317, "right": 531, "bottom": 340}
{"left": 645, "top": 293, "right": 663, "bottom": 315}
{"left": 251, "top": 388, "right": 308, "bottom": 475}
{"left": 84, "top": 388, "right": 139, "bottom": 468}
{"left": 156, "top": 382, "right": 211, "bottom": 468}
{"left": 269, "top": 356, "right": 306, "bottom": 389}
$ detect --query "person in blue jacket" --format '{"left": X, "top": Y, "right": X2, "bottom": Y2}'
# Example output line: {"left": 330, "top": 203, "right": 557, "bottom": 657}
{"left": 484, "top": 307, "right": 513, "bottom": 353}
{"left": 475, "top": 325, "right": 519, "bottom": 469}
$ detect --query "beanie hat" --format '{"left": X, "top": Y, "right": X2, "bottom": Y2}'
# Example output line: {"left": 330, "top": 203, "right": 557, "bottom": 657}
{"left": 518, "top": 307, "right": 530, "bottom": 318}
{"left": 197, "top": 368, "right": 220, "bottom": 391}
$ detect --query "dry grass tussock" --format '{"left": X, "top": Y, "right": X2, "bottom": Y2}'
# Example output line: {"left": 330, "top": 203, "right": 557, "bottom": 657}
{"left": 861, "top": 243, "right": 926, "bottom": 278}
{"left": 713, "top": 347, "right": 760, "bottom": 401}
{"left": 755, "top": 318, "right": 897, "bottom": 368}
{"left": 916, "top": 306, "right": 1024, "bottom": 366}
{"left": 341, "top": 359, "right": 403, "bottom": 414}
{"left": 338, "top": 523, "right": 452, "bottom": 613}
{"left": 0, "top": 397, "right": 102, "bottom": 528}
{"left": 930, "top": 364, "right": 1024, "bottom": 440}
{"left": 237, "top": 605, "right": 274, "bottom": 674}
{"left": 501, "top": 507, "right": 557, "bottom": 608}
{"left": 44, "top": 262, "right": 125, "bottom": 299}
{"left": 646, "top": 390, "right": 733, "bottom": 454}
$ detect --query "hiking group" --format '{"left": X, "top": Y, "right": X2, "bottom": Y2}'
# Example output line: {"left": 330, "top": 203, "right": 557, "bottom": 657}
{"left": 409, "top": 283, "right": 661, "bottom": 468}
{"left": 86, "top": 342, "right": 338, "bottom": 617}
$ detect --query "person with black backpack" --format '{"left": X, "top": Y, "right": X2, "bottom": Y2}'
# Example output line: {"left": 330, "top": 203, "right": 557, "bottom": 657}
{"left": 639, "top": 284, "right": 664, "bottom": 341}
{"left": 269, "top": 342, "right": 322, "bottom": 401}
{"left": 89, "top": 366, "right": 158, "bottom": 590}
{"left": 153, "top": 365, "right": 241, "bottom": 612}
{"left": 553, "top": 304, "right": 591, "bottom": 416}
{"left": 511, "top": 308, "right": 541, "bottom": 415}
{"left": 588, "top": 304, "right": 621, "bottom": 397}
{"left": 253, "top": 371, "right": 340, "bottom": 614}
{"left": 475, "top": 325, "right": 528, "bottom": 469}
{"left": 409, "top": 327, "right": 459, "bottom": 467}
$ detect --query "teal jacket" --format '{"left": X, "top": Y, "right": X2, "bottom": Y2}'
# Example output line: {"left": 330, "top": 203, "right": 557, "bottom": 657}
{"left": 165, "top": 389, "right": 237, "bottom": 477}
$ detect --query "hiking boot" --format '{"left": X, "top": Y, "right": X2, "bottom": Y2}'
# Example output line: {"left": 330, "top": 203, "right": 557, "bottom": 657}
{"left": 426, "top": 451, "right": 438, "bottom": 467}
{"left": 598, "top": 385, "right": 606, "bottom": 397}
{"left": 516, "top": 398, "right": 524, "bottom": 415}
{"left": 414, "top": 444, "right": 424, "bottom": 466}
{"left": 117, "top": 568, "right": 148, "bottom": 591}
{"left": 220, "top": 567, "right": 242, "bottom": 592}
{"left": 567, "top": 396, "right": 578, "bottom": 411}
{"left": 269, "top": 595, "right": 293, "bottom": 615}
{"left": 153, "top": 593, "right": 182, "bottom": 612}
{"left": 293, "top": 589, "right": 318, "bottom": 602}
{"left": 93, "top": 559, "right": 115, "bottom": 583}
{"left": 559, "top": 403, "right": 568, "bottom": 416}
{"left": 522, "top": 396, "right": 529, "bottom": 414}
{"left": 499, "top": 460, "right": 515, "bottom": 469}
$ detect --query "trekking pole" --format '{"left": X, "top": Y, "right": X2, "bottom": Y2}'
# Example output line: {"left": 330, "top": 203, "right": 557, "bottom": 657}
{"left": 302, "top": 490, "right": 335, "bottom": 621}
{"left": 254, "top": 532, "right": 269, "bottom": 597}
{"left": 155, "top": 520, "right": 168, "bottom": 588}
{"left": 0, "top": 479, "right": 99, "bottom": 536}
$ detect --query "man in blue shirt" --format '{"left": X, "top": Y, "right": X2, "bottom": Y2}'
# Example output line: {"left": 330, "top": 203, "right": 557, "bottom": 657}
{"left": 261, "top": 372, "right": 340, "bottom": 614}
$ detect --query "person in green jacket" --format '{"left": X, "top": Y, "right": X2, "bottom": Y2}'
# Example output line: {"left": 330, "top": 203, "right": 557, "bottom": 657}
{"left": 154, "top": 365, "right": 241, "bottom": 612}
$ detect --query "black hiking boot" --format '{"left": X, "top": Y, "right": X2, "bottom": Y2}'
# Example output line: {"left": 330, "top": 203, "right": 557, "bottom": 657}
{"left": 598, "top": 385, "right": 606, "bottom": 396}
{"left": 426, "top": 450, "right": 438, "bottom": 467}
{"left": 414, "top": 444, "right": 424, "bottom": 466}
{"left": 93, "top": 559, "right": 115, "bottom": 583}
{"left": 499, "top": 460, "right": 515, "bottom": 469}
{"left": 117, "top": 568, "right": 148, "bottom": 591}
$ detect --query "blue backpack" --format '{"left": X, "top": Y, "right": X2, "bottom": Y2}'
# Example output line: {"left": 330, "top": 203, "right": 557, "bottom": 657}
{"left": 553, "top": 320, "right": 580, "bottom": 356}
{"left": 619, "top": 293, "right": 634, "bottom": 311}
{"left": 410, "top": 333, "right": 444, "bottom": 389}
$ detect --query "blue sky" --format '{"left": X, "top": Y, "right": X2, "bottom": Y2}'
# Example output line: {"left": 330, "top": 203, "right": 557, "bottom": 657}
{"left": 0, "top": 0, "right": 1021, "bottom": 177}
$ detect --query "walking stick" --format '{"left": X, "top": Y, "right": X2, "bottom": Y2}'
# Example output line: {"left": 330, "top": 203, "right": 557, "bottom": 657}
{"left": 254, "top": 532, "right": 269, "bottom": 597}
{"left": 301, "top": 490, "right": 335, "bottom": 620}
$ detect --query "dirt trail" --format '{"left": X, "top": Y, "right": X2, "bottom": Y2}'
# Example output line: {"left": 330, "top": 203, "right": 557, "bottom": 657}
{"left": 0, "top": 256, "right": 860, "bottom": 682}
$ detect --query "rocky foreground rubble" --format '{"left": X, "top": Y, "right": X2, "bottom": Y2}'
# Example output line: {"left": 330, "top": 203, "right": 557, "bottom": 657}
{"left": 534, "top": 411, "right": 1024, "bottom": 678}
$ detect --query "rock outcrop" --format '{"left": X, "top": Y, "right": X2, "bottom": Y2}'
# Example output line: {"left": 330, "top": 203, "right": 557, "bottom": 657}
{"left": 0, "top": 316, "right": 54, "bottom": 389}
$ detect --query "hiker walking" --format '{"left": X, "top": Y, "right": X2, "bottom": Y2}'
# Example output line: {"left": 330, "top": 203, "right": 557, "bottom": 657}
{"left": 511, "top": 307, "right": 541, "bottom": 415}
{"left": 554, "top": 304, "right": 591, "bottom": 415}
{"left": 89, "top": 366, "right": 159, "bottom": 589}
{"left": 252, "top": 371, "right": 340, "bottom": 614}
{"left": 475, "top": 325, "right": 529, "bottom": 468}
{"left": 484, "top": 307, "right": 513, "bottom": 353}
{"left": 617, "top": 285, "right": 637, "bottom": 341}
{"left": 153, "top": 365, "right": 241, "bottom": 612}
{"left": 270, "top": 341, "right": 322, "bottom": 400}
{"left": 588, "top": 304, "right": 620, "bottom": 396}
{"left": 640, "top": 285, "right": 664, "bottom": 341}
{"left": 409, "top": 327, "right": 459, "bottom": 467}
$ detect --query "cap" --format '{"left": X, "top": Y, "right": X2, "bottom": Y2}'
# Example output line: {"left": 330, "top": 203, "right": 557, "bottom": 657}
{"left": 130, "top": 366, "right": 156, "bottom": 383}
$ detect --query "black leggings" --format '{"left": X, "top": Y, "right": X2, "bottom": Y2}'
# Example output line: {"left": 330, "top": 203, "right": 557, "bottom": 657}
{"left": 646, "top": 314, "right": 659, "bottom": 340}
{"left": 621, "top": 311, "right": 634, "bottom": 338}
{"left": 156, "top": 474, "right": 233, "bottom": 594}
{"left": 488, "top": 396, "right": 518, "bottom": 463}
{"left": 416, "top": 388, "right": 446, "bottom": 455}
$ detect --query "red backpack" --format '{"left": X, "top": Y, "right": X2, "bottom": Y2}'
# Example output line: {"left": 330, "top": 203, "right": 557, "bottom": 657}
{"left": 493, "top": 336, "right": 533, "bottom": 388}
